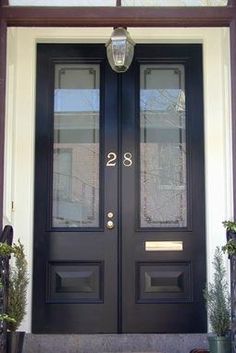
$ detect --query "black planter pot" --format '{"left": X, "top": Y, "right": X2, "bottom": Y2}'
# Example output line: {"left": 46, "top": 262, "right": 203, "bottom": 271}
{"left": 230, "top": 250, "right": 236, "bottom": 353}
{"left": 208, "top": 336, "right": 232, "bottom": 353}
{"left": 7, "top": 331, "right": 25, "bottom": 353}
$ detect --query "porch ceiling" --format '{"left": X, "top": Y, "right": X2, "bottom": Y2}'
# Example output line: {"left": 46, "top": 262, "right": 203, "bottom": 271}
{"left": 0, "top": 6, "right": 235, "bottom": 27}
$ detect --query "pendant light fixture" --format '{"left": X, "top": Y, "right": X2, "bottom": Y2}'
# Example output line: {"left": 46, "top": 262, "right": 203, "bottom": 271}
{"left": 106, "top": 27, "right": 135, "bottom": 73}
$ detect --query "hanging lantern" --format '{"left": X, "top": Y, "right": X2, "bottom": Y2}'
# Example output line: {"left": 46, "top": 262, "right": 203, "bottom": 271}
{"left": 106, "top": 27, "right": 135, "bottom": 73}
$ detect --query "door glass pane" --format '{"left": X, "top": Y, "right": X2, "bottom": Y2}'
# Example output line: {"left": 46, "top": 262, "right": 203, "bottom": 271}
{"left": 53, "top": 64, "right": 100, "bottom": 227}
{"left": 140, "top": 64, "right": 187, "bottom": 228}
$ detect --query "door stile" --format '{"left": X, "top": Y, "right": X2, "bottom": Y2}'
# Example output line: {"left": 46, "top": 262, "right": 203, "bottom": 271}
{"left": 103, "top": 62, "right": 120, "bottom": 333}
{"left": 120, "top": 60, "right": 137, "bottom": 332}
{"left": 117, "top": 73, "right": 123, "bottom": 333}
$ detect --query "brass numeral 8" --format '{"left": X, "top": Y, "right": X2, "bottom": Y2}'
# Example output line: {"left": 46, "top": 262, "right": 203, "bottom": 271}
{"left": 123, "top": 152, "right": 133, "bottom": 167}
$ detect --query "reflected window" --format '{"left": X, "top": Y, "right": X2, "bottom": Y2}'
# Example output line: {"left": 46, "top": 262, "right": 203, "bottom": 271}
{"left": 140, "top": 64, "right": 187, "bottom": 228}
{"left": 53, "top": 64, "right": 100, "bottom": 228}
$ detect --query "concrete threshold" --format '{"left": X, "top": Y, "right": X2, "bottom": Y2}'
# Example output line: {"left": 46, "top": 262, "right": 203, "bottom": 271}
{"left": 23, "top": 333, "right": 208, "bottom": 353}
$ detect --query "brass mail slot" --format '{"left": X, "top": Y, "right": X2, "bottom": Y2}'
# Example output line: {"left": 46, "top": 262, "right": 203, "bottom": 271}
{"left": 145, "top": 241, "right": 183, "bottom": 252}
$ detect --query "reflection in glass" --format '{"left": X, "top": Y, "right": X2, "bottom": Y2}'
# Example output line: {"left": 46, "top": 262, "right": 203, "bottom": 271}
{"left": 140, "top": 64, "right": 187, "bottom": 228}
{"left": 53, "top": 64, "right": 100, "bottom": 227}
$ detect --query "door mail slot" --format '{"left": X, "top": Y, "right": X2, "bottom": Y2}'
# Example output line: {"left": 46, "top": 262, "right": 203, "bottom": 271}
{"left": 145, "top": 241, "right": 183, "bottom": 252}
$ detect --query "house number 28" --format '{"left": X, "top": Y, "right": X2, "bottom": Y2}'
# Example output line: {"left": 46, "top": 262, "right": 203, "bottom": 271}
{"left": 106, "top": 152, "right": 133, "bottom": 167}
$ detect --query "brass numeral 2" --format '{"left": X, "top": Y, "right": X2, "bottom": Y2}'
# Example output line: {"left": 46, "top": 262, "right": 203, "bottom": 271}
{"left": 106, "top": 152, "right": 117, "bottom": 167}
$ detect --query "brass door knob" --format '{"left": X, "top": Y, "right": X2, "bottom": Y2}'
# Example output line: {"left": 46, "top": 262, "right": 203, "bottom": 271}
{"left": 106, "top": 220, "right": 114, "bottom": 229}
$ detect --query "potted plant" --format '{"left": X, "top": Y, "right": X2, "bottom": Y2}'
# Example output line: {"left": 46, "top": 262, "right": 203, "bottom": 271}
{"left": 0, "top": 240, "right": 29, "bottom": 353}
{"left": 222, "top": 220, "right": 236, "bottom": 353}
{"left": 222, "top": 220, "right": 236, "bottom": 257}
{"left": 203, "top": 247, "right": 231, "bottom": 353}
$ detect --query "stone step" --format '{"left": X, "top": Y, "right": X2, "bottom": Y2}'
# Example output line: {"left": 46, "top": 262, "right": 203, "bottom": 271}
{"left": 23, "top": 334, "right": 208, "bottom": 353}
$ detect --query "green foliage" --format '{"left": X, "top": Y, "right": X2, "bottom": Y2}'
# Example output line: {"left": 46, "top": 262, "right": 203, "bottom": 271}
{"left": 0, "top": 313, "right": 16, "bottom": 325}
{"left": 222, "top": 239, "right": 236, "bottom": 256}
{"left": 7, "top": 240, "right": 29, "bottom": 331}
{"left": 203, "top": 247, "right": 231, "bottom": 336}
{"left": 0, "top": 242, "right": 14, "bottom": 257}
{"left": 223, "top": 220, "right": 236, "bottom": 233}
{"left": 0, "top": 249, "right": 16, "bottom": 328}
{"left": 222, "top": 220, "right": 236, "bottom": 256}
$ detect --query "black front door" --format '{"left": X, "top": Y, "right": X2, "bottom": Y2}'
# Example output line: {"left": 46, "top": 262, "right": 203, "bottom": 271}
{"left": 33, "top": 43, "right": 206, "bottom": 333}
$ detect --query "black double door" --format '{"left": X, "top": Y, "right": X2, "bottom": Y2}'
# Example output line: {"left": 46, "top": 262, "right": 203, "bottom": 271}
{"left": 33, "top": 43, "right": 206, "bottom": 333}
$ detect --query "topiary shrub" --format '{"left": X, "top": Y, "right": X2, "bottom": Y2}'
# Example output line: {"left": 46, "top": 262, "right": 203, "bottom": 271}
{"left": 203, "top": 247, "right": 231, "bottom": 336}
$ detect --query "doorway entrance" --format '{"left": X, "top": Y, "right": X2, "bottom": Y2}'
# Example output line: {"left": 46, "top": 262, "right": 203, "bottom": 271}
{"left": 33, "top": 43, "right": 206, "bottom": 333}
